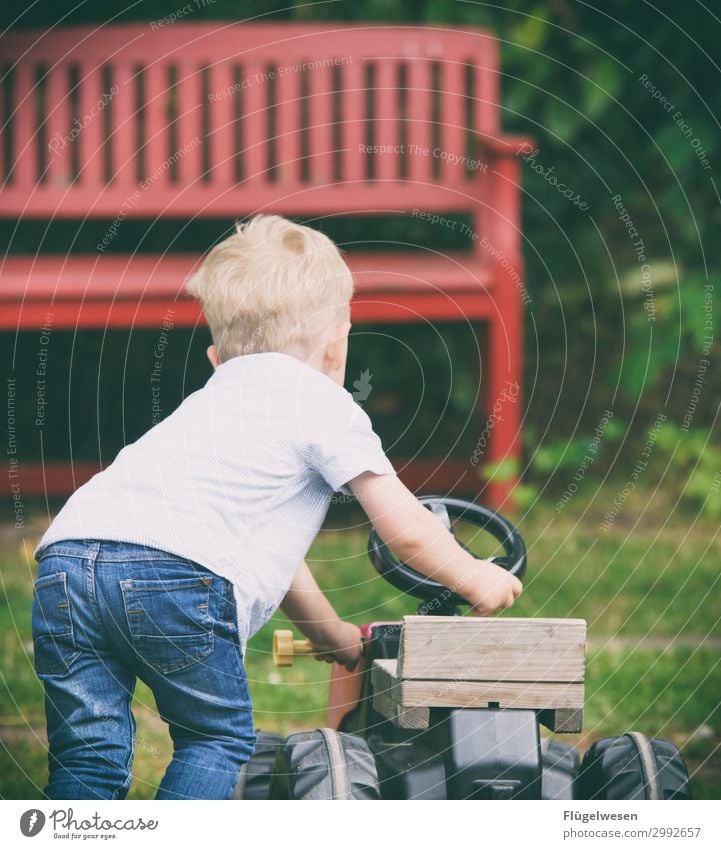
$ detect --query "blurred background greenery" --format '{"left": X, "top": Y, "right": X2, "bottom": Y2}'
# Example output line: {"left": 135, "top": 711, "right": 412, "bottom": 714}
{"left": 1, "top": 0, "right": 719, "bottom": 800}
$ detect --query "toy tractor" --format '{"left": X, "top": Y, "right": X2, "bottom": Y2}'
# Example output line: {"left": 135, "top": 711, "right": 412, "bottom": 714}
{"left": 233, "top": 497, "right": 691, "bottom": 801}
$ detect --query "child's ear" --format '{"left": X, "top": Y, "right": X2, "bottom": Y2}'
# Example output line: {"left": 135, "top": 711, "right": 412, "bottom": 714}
{"left": 206, "top": 345, "right": 220, "bottom": 369}
{"left": 324, "top": 321, "right": 351, "bottom": 372}
{"left": 325, "top": 321, "right": 351, "bottom": 371}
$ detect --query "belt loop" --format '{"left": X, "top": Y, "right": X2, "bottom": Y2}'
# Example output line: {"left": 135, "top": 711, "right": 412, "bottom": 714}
{"left": 85, "top": 540, "right": 101, "bottom": 612}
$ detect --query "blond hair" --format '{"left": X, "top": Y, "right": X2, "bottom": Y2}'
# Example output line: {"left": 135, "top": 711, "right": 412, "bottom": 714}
{"left": 186, "top": 214, "right": 354, "bottom": 361}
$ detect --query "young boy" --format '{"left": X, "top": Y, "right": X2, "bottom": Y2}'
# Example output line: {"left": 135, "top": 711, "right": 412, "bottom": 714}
{"left": 32, "top": 215, "right": 522, "bottom": 800}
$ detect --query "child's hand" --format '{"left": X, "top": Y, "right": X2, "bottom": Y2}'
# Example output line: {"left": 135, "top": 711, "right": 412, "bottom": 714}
{"left": 312, "top": 620, "right": 363, "bottom": 671}
{"left": 463, "top": 559, "right": 523, "bottom": 616}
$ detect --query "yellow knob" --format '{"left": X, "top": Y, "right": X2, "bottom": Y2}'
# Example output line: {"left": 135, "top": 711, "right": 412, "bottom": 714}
{"left": 273, "top": 629, "right": 315, "bottom": 667}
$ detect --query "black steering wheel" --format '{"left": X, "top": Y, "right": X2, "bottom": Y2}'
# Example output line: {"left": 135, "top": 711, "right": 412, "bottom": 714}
{"left": 367, "top": 496, "right": 527, "bottom": 612}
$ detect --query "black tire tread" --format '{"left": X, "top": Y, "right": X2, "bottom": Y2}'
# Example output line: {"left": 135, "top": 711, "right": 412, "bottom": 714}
{"left": 232, "top": 730, "right": 285, "bottom": 800}
{"left": 270, "top": 728, "right": 380, "bottom": 800}
{"left": 576, "top": 733, "right": 691, "bottom": 800}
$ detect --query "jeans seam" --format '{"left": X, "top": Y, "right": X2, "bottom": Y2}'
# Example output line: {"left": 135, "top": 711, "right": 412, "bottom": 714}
{"left": 114, "top": 697, "right": 136, "bottom": 799}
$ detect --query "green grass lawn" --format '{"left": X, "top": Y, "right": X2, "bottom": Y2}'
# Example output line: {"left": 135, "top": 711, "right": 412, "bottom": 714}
{"left": 1, "top": 498, "right": 719, "bottom": 799}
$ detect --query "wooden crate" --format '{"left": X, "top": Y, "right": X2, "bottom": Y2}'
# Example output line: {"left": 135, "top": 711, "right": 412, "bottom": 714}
{"left": 373, "top": 616, "right": 587, "bottom": 733}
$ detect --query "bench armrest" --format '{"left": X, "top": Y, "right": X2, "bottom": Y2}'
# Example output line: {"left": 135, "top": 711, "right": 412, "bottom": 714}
{"left": 474, "top": 132, "right": 535, "bottom": 157}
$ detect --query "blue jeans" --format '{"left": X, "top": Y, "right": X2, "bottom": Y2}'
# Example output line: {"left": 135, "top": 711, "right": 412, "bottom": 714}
{"left": 32, "top": 539, "right": 257, "bottom": 800}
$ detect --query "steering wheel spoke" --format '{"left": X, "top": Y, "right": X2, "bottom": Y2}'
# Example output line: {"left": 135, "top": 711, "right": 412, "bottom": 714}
{"left": 429, "top": 502, "right": 452, "bottom": 531}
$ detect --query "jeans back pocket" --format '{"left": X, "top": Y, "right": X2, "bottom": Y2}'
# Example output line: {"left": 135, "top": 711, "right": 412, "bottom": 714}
{"left": 120, "top": 575, "right": 214, "bottom": 675}
{"left": 32, "top": 572, "right": 81, "bottom": 677}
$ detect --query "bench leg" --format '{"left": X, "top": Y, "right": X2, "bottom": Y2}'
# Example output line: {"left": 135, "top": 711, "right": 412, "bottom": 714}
{"left": 483, "top": 264, "right": 523, "bottom": 509}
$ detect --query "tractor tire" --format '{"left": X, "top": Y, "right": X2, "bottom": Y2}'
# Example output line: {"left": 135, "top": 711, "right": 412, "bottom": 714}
{"left": 231, "top": 731, "right": 286, "bottom": 800}
{"left": 541, "top": 739, "right": 580, "bottom": 800}
{"left": 575, "top": 732, "right": 692, "bottom": 800}
{"left": 269, "top": 728, "right": 381, "bottom": 800}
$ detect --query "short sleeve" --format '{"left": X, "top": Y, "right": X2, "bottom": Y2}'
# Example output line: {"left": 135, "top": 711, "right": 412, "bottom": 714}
{"left": 304, "top": 385, "right": 396, "bottom": 494}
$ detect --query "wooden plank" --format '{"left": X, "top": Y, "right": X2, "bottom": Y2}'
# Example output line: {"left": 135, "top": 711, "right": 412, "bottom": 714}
{"left": 241, "top": 61, "right": 269, "bottom": 182}
{"left": 439, "top": 59, "right": 470, "bottom": 183}
{"left": 373, "top": 690, "right": 430, "bottom": 730}
{"left": 373, "top": 658, "right": 584, "bottom": 733}
{"left": 77, "top": 62, "right": 108, "bottom": 187}
{"left": 341, "top": 58, "right": 367, "bottom": 183}
{"left": 175, "top": 63, "right": 204, "bottom": 185}
{"left": 399, "top": 616, "right": 586, "bottom": 683}
{"left": 401, "top": 678, "right": 584, "bottom": 711}
{"left": 110, "top": 62, "right": 137, "bottom": 186}
{"left": 0, "top": 251, "right": 493, "bottom": 299}
{"left": 307, "top": 61, "right": 335, "bottom": 185}
{"left": 371, "top": 659, "right": 429, "bottom": 729}
{"left": 143, "top": 62, "right": 172, "bottom": 188}
{"left": 0, "top": 24, "right": 498, "bottom": 69}
{"left": 206, "top": 61, "right": 237, "bottom": 185}
{"left": 538, "top": 708, "right": 584, "bottom": 734}
{"left": 375, "top": 659, "right": 583, "bottom": 711}
{"left": 406, "top": 58, "right": 433, "bottom": 184}
{"left": 274, "top": 61, "right": 301, "bottom": 184}
{"left": 372, "top": 659, "right": 584, "bottom": 732}
{"left": 1, "top": 178, "right": 479, "bottom": 217}
{"left": 45, "top": 62, "right": 73, "bottom": 187}
{"left": 374, "top": 59, "right": 399, "bottom": 182}
{"left": 11, "top": 62, "right": 38, "bottom": 187}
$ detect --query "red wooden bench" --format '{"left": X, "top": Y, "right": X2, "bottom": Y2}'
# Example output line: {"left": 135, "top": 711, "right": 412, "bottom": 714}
{"left": 0, "top": 22, "right": 530, "bottom": 503}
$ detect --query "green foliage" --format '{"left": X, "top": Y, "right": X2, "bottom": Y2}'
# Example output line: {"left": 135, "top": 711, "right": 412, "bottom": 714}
{"left": 651, "top": 422, "right": 721, "bottom": 519}
{"left": 617, "top": 273, "right": 716, "bottom": 396}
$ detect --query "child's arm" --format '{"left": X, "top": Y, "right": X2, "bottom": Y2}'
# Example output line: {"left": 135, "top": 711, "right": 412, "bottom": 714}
{"left": 350, "top": 471, "right": 522, "bottom": 615}
{"left": 280, "top": 561, "right": 362, "bottom": 670}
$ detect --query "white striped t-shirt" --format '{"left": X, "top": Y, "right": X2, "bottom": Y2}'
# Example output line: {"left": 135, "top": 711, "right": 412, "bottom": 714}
{"left": 34, "top": 352, "right": 395, "bottom": 651}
